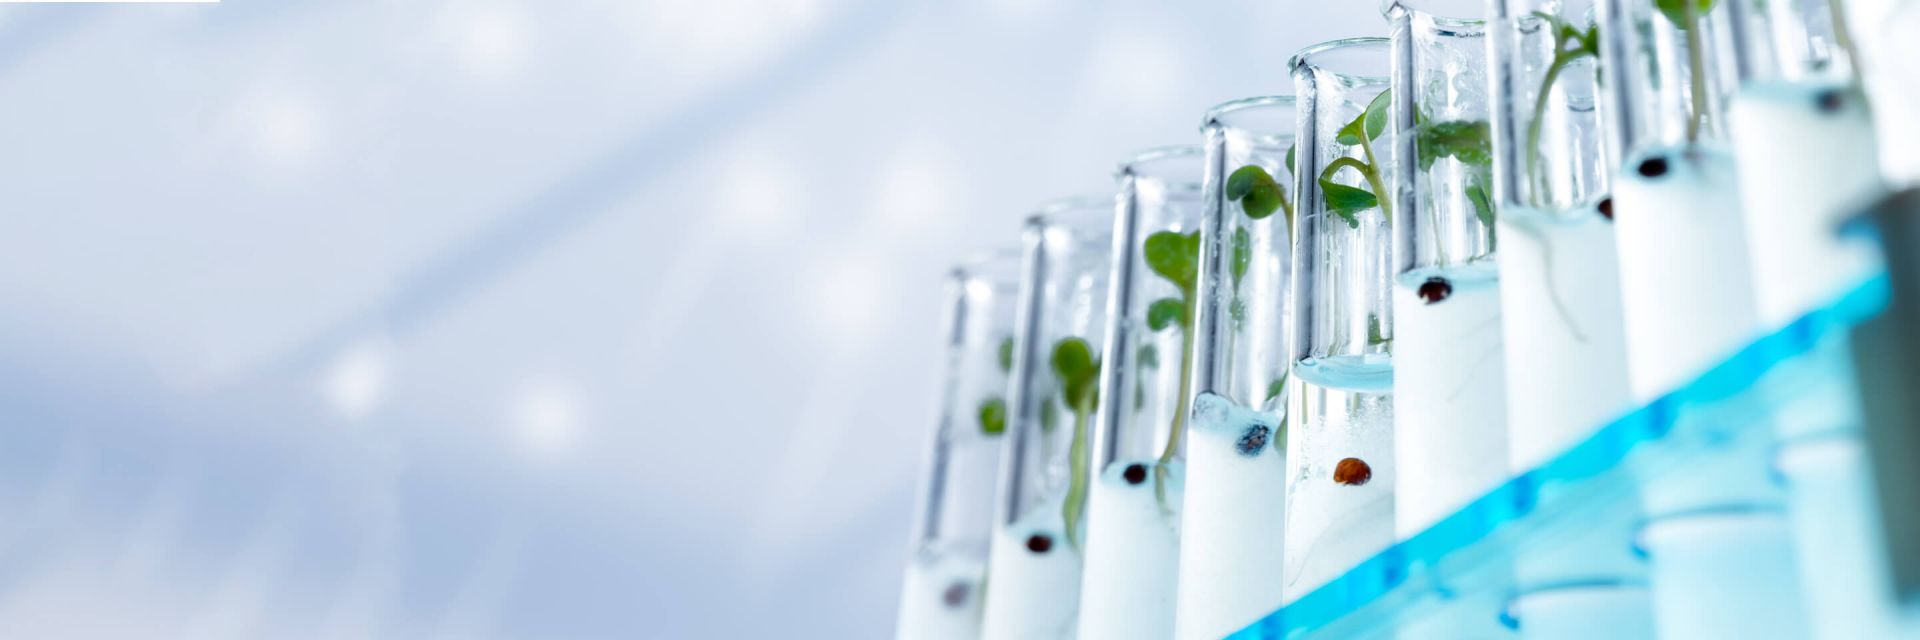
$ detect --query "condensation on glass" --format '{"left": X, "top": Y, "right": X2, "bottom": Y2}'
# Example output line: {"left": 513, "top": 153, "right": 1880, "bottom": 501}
{"left": 1290, "top": 37, "right": 1398, "bottom": 393}
{"left": 1490, "top": 0, "right": 1613, "bottom": 216}
{"left": 1596, "top": 0, "right": 1760, "bottom": 158}
{"left": 997, "top": 197, "right": 1117, "bottom": 534}
{"left": 1194, "top": 96, "right": 1298, "bottom": 416}
{"left": 1094, "top": 145, "right": 1207, "bottom": 473}
{"left": 1385, "top": 0, "right": 1499, "bottom": 282}
{"left": 911, "top": 249, "right": 1027, "bottom": 559}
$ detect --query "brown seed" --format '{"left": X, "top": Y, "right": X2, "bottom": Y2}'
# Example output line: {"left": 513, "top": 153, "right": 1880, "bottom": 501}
{"left": 1417, "top": 277, "right": 1452, "bottom": 305}
{"left": 1236, "top": 425, "right": 1270, "bottom": 456}
{"left": 1597, "top": 197, "right": 1614, "bottom": 221}
{"left": 1026, "top": 533, "right": 1053, "bottom": 554}
{"left": 1123, "top": 463, "right": 1148, "bottom": 485}
{"left": 942, "top": 582, "right": 971, "bottom": 608}
{"left": 1333, "top": 457, "right": 1372, "bottom": 486}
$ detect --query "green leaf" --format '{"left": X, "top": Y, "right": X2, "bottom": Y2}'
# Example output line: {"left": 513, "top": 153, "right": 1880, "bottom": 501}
{"left": 1231, "top": 226, "right": 1251, "bottom": 287}
{"left": 1466, "top": 177, "right": 1496, "bottom": 231}
{"left": 1319, "top": 180, "right": 1378, "bottom": 227}
{"left": 1051, "top": 337, "right": 1096, "bottom": 381}
{"left": 997, "top": 337, "right": 1014, "bottom": 373}
{"left": 1336, "top": 117, "right": 1366, "bottom": 146}
{"left": 1225, "top": 165, "right": 1258, "bottom": 200}
{"left": 978, "top": 397, "right": 1007, "bottom": 435}
{"left": 1285, "top": 144, "right": 1297, "bottom": 175}
{"left": 1052, "top": 337, "right": 1101, "bottom": 417}
{"left": 1655, "top": 0, "right": 1717, "bottom": 28}
{"left": 1144, "top": 230, "right": 1202, "bottom": 291}
{"left": 1363, "top": 89, "right": 1392, "bottom": 142}
{"left": 1414, "top": 120, "right": 1493, "bottom": 171}
{"left": 1367, "top": 313, "right": 1390, "bottom": 345}
{"left": 1146, "top": 297, "right": 1186, "bottom": 331}
{"left": 1228, "top": 165, "right": 1283, "bottom": 220}
{"left": 1265, "top": 372, "right": 1289, "bottom": 403}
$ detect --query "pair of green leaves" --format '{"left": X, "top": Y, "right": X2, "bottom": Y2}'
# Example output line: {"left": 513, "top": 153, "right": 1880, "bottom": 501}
{"left": 1143, "top": 230, "right": 1202, "bottom": 332}
{"left": 1413, "top": 120, "right": 1491, "bottom": 172}
{"left": 1319, "top": 89, "right": 1394, "bottom": 228}
{"left": 1413, "top": 119, "right": 1497, "bottom": 230}
{"left": 1226, "top": 165, "right": 1291, "bottom": 223}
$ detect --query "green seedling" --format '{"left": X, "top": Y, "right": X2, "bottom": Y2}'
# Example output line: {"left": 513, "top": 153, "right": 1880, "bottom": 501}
{"left": 1526, "top": 11, "right": 1600, "bottom": 202}
{"left": 1052, "top": 336, "right": 1101, "bottom": 549}
{"left": 979, "top": 337, "right": 1015, "bottom": 435}
{"left": 1319, "top": 89, "right": 1395, "bottom": 228}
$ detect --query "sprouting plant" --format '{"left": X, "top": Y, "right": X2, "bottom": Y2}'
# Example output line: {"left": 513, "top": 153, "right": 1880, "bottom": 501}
{"left": 1413, "top": 117, "right": 1497, "bottom": 243}
{"left": 1222, "top": 149, "right": 1293, "bottom": 331}
{"left": 1052, "top": 336, "right": 1101, "bottom": 549}
{"left": 1526, "top": 12, "right": 1600, "bottom": 203}
{"left": 1655, "top": 0, "right": 1719, "bottom": 142}
{"left": 1143, "top": 230, "right": 1203, "bottom": 485}
{"left": 1319, "top": 89, "right": 1395, "bottom": 228}
{"left": 978, "top": 337, "right": 1015, "bottom": 435}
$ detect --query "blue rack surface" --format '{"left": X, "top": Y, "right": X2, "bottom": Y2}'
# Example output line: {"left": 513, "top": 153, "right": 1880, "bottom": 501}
{"left": 1231, "top": 274, "right": 1892, "bottom": 639}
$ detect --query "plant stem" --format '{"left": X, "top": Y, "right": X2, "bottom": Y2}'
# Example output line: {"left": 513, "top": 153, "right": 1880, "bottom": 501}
{"left": 1357, "top": 135, "right": 1394, "bottom": 223}
{"left": 1829, "top": 0, "right": 1862, "bottom": 84}
{"left": 1527, "top": 56, "right": 1573, "bottom": 204}
{"left": 1063, "top": 400, "right": 1091, "bottom": 549}
{"left": 1279, "top": 188, "right": 1297, "bottom": 238}
{"left": 1158, "top": 289, "right": 1197, "bottom": 467}
{"left": 1684, "top": 2, "right": 1709, "bottom": 142}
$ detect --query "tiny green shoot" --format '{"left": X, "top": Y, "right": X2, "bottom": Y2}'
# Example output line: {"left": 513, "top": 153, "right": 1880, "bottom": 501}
{"left": 1143, "top": 230, "right": 1202, "bottom": 476}
{"left": 979, "top": 336, "right": 1016, "bottom": 435}
{"left": 978, "top": 398, "right": 1007, "bottom": 435}
{"left": 1052, "top": 336, "right": 1101, "bottom": 549}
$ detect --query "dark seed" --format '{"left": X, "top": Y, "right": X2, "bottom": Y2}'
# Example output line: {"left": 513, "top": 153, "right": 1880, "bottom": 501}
{"left": 1333, "top": 457, "right": 1373, "bottom": 486}
{"left": 1026, "top": 533, "right": 1053, "bottom": 554}
{"left": 1816, "top": 89, "right": 1845, "bottom": 113}
{"left": 1597, "top": 197, "right": 1614, "bottom": 221}
{"left": 1123, "top": 463, "right": 1148, "bottom": 485}
{"left": 1236, "top": 425, "right": 1270, "bottom": 456}
{"left": 1417, "top": 277, "right": 1452, "bottom": 305}
{"left": 942, "top": 582, "right": 970, "bottom": 608}
{"left": 1637, "top": 157, "right": 1669, "bottom": 179}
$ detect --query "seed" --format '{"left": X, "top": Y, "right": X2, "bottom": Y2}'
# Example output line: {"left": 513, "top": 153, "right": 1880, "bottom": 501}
{"left": 1333, "top": 457, "right": 1372, "bottom": 486}
{"left": 1123, "top": 463, "right": 1148, "bottom": 485}
{"left": 1816, "top": 89, "right": 1845, "bottom": 113}
{"left": 1417, "top": 277, "right": 1452, "bottom": 305}
{"left": 1637, "top": 157, "right": 1669, "bottom": 179}
{"left": 1026, "top": 533, "right": 1053, "bottom": 554}
{"left": 943, "top": 582, "right": 971, "bottom": 608}
{"left": 1597, "top": 197, "right": 1614, "bottom": 221}
{"left": 1236, "top": 425, "right": 1270, "bottom": 456}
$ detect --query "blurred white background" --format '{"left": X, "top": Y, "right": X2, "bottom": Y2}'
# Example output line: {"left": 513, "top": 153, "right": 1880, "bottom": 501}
{"left": 0, "top": 1, "right": 1372, "bottom": 637}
